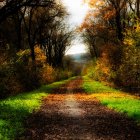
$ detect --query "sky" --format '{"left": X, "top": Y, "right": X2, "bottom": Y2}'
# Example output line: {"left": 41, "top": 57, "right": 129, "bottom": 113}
{"left": 62, "top": 0, "right": 89, "bottom": 55}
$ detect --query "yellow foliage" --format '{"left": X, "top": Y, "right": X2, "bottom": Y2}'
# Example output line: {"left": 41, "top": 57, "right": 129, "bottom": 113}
{"left": 41, "top": 65, "right": 55, "bottom": 84}
{"left": 17, "top": 49, "right": 30, "bottom": 57}
{"left": 86, "top": 0, "right": 105, "bottom": 7}
{"left": 124, "top": 22, "right": 140, "bottom": 47}
{"left": 95, "top": 56, "right": 111, "bottom": 79}
{"left": 34, "top": 46, "right": 46, "bottom": 65}
{"left": 124, "top": 38, "right": 135, "bottom": 46}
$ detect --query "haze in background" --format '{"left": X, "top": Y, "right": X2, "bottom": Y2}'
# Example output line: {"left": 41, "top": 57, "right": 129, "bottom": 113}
{"left": 62, "top": 0, "right": 89, "bottom": 55}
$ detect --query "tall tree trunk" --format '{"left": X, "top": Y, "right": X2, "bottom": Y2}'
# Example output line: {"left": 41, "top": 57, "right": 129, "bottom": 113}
{"left": 30, "top": 44, "right": 35, "bottom": 61}
{"left": 16, "top": 22, "right": 22, "bottom": 51}
{"left": 115, "top": 12, "right": 123, "bottom": 41}
{"left": 92, "top": 44, "right": 98, "bottom": 58}
{"left": 137, "top": 0, "right": 140, "bottom": 18}
{"left": 28, "top": 8, "right": 36, "bottom": 62}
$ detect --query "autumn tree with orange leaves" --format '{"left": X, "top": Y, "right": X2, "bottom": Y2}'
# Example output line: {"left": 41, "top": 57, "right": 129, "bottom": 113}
{"left": 82, "top": 0, "right": 140, "bottom": 91}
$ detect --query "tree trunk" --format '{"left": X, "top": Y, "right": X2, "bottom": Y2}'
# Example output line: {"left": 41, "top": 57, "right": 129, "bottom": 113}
{"left": 115, "top": 12, "right": 123, "bottom": 41}
{"left": 137, "top": 0, "right": 140, "bottom": 18}
{"left": 92, "top": 44, "right": 98, "bottom": 58}
{"left": 16, "top": 22, "right": 22, "bottom": 51}
{"left": 29, "top": 41, "right": 35, "bottom": 61}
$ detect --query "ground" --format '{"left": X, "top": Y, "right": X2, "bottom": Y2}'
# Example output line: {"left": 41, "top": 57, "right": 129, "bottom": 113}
{"left": 22, "top": 78, "right": 140, "bottom": 140}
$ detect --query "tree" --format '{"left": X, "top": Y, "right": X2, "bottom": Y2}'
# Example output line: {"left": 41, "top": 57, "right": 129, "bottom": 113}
{"left": 0, "top": 0, "right": 69, "bottom": 62}
{"left": 81, "top": 0, "right": 140, "bottom": 89}
{"left": 0, "top": 0, "right": 53, "bottom": 23}
{"left": 41, "top": 20, "right": 74, "bottom": 67}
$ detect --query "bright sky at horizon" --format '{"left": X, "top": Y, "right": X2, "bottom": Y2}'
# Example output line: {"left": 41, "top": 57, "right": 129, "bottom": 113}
{"left": 62, "top": 0, "right": 89, "bottom": 55}
{"left": 65, "top": 43, "right": 87, "bottom": 55}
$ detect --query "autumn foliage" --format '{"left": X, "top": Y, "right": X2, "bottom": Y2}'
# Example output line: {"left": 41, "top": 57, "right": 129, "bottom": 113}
{"left": 0, "top": 0, "right": 75, "bottom": 98}
{"left": 0, "top": 46, "right": 74, "bottom": 98}
{"left": 82, "top": 0, "right": 140, "bottom": 91}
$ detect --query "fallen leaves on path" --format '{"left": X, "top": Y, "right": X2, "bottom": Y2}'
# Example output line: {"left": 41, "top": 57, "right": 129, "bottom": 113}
{"left": 20, "top": 77, "right": 140, "bottom": 140}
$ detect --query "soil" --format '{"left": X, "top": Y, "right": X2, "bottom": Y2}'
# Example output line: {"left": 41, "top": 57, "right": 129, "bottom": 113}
{"left": 20, "top": 77, "right": 140, "bottom": 140}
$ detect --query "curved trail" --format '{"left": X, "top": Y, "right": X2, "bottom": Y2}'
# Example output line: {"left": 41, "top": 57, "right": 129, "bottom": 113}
{"left": 23, "top": 78, "right": 140, "bottom": 140}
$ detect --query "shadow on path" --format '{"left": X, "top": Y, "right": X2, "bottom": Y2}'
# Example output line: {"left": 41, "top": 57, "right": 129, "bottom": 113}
{"left": 21, "top": 78, "right": 140, "bottom": 140}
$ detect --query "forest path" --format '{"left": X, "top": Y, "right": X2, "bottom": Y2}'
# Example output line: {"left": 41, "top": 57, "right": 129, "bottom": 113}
{"left": 23, "top": 77, "right": 140, "bottom": 140}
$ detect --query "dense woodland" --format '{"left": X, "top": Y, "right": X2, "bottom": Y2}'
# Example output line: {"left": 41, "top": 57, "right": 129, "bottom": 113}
{"left": 0, "top": 0, "right": 76, "bottom": 98}
{"left": 81, "top": 0, "right": 140, "bottom": 91}
{"left": 0, "top": 0, "right": 140, "bottom": 99}
{"left": 0, "top": 1, "right": 140, "bottom": 139}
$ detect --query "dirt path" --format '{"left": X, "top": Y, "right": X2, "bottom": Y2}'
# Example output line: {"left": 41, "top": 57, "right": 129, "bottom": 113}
{"left": 23, "top": 78, "right": 140, "bottom": 140}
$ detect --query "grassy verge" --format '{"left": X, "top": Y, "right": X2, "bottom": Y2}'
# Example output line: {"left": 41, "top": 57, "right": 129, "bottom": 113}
{"left": 83, "top": 76, "right": 119, "bottom": 93}
{"left": 82, "top": 76, "right": 140, "bottom": 124}
{"left": 0, "top": 77, "right": 76, "bottom": 140}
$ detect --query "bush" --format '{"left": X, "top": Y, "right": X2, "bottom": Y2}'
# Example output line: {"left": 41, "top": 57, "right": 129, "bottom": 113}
{"left": 87, "top": 44, "right": 117, "bottom": 86}
{"left": 0, "top": 46, "right": 74, "bottom": 98}
{"left": 40, "top": 65, "right": 55, "bottom": 84}
{"left": 116, "top": 23, "right": 140, "bottom": 90}
{"left": 117, "top": 46, "right": 140, "bottom": 89}
{"left": 0, "top": 47, "right": 45, "bottom": 98}
{"left": 0, "top": 65, "right": 24, "bottom": 98}
{"left": 85, "top": 24, "right": 140, "bottom": 91}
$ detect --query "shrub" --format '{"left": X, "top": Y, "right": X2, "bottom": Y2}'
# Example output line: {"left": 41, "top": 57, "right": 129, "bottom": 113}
{"left": 89, "top": 24, "right": 140, "bottom": 90}
{"left": 40, "top": 65, "right": 55, "bottom": 84}
{"left": 0, "top": 47, "right": 46, "bottom": 98}
{"left": 116, "top": 22, "right": 140, "bottom": 90}
{"left": 0, "top": 46, "right": 74, "bottom": 98}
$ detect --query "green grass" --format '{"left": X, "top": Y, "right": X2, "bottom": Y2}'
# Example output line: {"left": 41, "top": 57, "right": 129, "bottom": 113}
{"left": 83, "top": 76, "right": 119, "bottom": 93}
{"left": 82, "top": 76, "right": 140, "bottom": 124}
{"left": 0, "top": 77, "right": 76, "bottom": 140}
{"left": 38, "top": 76, "right": 76, "bottom": 93}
